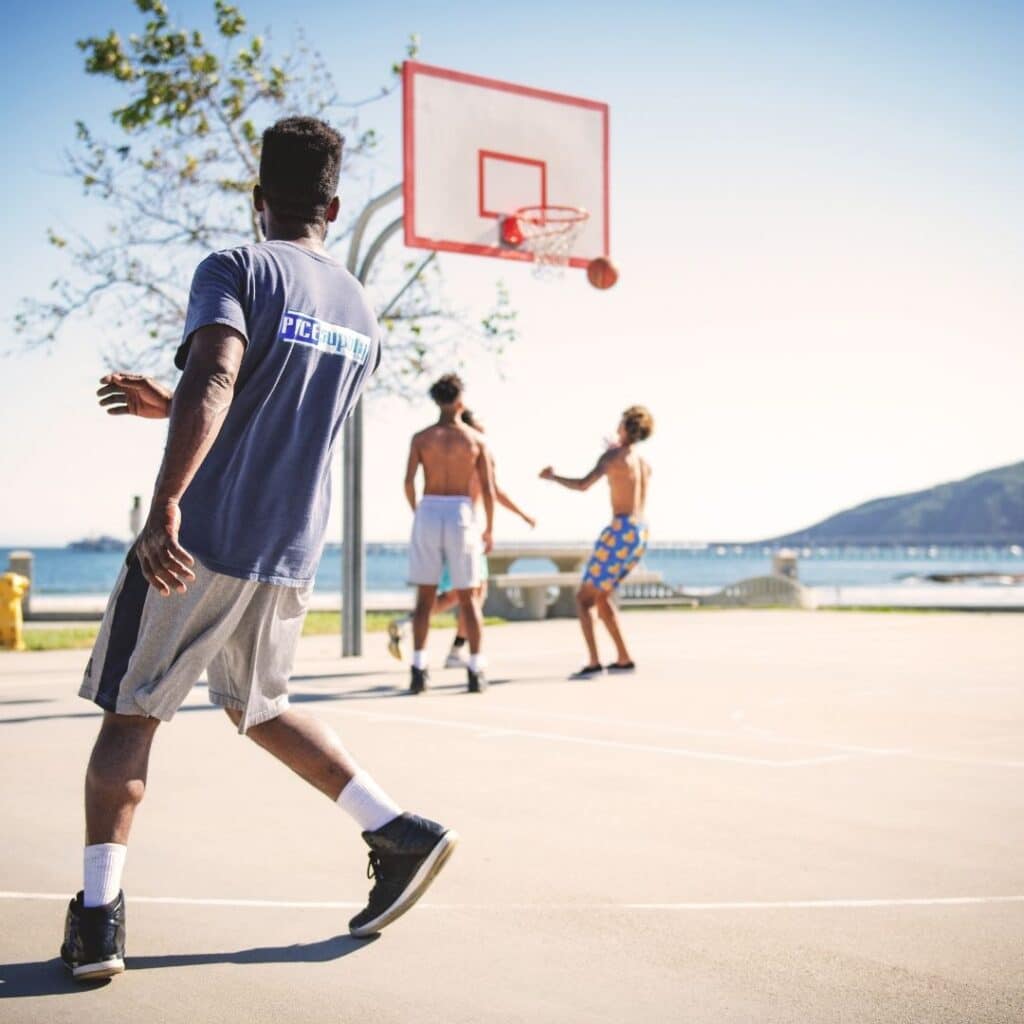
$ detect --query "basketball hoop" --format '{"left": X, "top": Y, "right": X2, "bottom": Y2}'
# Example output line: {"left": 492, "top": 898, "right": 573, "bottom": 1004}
{"left": 501, "top": 205, "right": 590, "bottom": 276}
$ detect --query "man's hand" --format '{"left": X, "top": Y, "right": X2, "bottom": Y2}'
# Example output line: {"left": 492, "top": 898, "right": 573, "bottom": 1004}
{"left": 97, "top": 373, "right": 173, "bottom": 419}
{"left": 134, "top": 500, "right": 196, "bottom": 596}
{"left": 481, "top": 529, "right": 494, "bottom": 555}
{"left": 539, "top": 466, "right": 555, "bottom": 481}
{"left": 522, "top": 513, "right": 537, "bottom": 529}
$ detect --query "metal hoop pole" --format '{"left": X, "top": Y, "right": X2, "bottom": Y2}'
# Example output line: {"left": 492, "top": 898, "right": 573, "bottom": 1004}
{"left": 358, "top": 216, "right": 405, "bottom": 283}
{"left": 341, "top": 184, "right": 402, "bottom": 658}
{"left": 346, "top": 184, "right": 403, "bottom": 274}
{"left": 379, "top": 250, "right": 437, "bottom": 319}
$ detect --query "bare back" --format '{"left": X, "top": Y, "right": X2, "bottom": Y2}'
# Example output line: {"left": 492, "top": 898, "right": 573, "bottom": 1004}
{"left": 604, "top": 446, "right": 651, "bottom": 519}
{"left": 412, "top": 421, "right": 487, "bottom": 497}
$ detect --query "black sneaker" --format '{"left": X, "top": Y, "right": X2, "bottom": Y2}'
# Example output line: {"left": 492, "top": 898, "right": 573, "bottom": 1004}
{"left": 349, "top": 813, "right": 459, "bottom": 938}
{"left": 60, "top": 890, "right": 126, "bottom": 981}
{"left": 467, "top": 668, "right": 487, "bottom": 693}
{"left": 409, "top": 666, "right": 429, "bottom": 694}
{"left": 570, "top": 664, "right": 605, "bottom": 680}
{"left": 606, "top": 661, "right": 636, "bottom": 674}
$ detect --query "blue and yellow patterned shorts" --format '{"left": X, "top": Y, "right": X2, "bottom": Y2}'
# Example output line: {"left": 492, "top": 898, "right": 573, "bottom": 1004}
{"left": 582, "top": 516, "right": 649, "bottom": 594}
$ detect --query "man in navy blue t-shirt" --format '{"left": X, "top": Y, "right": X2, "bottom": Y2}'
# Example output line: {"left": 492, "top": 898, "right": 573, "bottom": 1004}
{"left": 63, "top": 118, "right": 458, "bottom": 982}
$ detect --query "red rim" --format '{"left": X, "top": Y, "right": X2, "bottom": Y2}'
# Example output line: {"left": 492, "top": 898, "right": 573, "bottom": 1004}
{"left": 513, "top": 204, "right": 590, "bottom": 228}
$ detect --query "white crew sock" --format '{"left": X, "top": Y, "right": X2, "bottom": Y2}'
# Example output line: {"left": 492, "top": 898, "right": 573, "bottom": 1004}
{"left": 83, "top": 843, "right": 127, "bottom": 907}
{"left": 469, "top": 653, "right": 486, "bottom": 672}
{"left": 412, "top": 649, "right": 428, "bottom": 670}
{"left": 336, "top": 772, "right": 402, "bottom": 833}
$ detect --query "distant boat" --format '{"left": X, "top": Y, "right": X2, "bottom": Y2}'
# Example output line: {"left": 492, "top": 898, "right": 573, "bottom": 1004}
{"left": 68, "top": 535, "right": 128, "bottom": 553}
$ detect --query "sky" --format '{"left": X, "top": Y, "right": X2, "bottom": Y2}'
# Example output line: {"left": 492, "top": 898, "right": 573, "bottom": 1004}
{"left": 1, "top": 0, "right": 1022, "bottom": 546}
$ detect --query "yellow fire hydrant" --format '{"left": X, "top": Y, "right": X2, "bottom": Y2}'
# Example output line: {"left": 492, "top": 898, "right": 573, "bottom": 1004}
{"left": 0, "top": 573, "right": 30, "bottom": 651}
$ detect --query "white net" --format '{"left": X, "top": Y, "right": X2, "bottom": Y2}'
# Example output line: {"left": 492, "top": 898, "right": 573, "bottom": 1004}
{"left": 514, "top": 205, "right": 590, "bottom": 278}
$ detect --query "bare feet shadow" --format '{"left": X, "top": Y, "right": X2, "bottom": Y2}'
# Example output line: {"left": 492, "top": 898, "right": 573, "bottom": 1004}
{"left": 0, "top": 935, "right": 375, "bottom": 998}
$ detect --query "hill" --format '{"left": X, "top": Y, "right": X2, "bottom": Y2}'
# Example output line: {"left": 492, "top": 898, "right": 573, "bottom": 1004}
{"left": 770, "top": 460, "right": 1024, "bottom": 545}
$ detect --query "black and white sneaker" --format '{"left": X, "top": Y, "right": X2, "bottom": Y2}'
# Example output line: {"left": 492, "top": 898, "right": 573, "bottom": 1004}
{"left": 606, "top": 661, "right": 636, "bottom": 674}
{"left": 60, "top": 890, "right": 126, "bottom": 982}
{"left": 409, "top": 666, "right": 429, "bottom": 694}
{"left": 349, "top": 813, "right": 459, "bottom": 938}
{"left": 467, "top": 668, "right": 487, "bottom": 693}
{"left": 444, "top": 648, "right": 468, "bottom": 669}
{"left": 570, "top": 664, "right": 605, "bottom": 680}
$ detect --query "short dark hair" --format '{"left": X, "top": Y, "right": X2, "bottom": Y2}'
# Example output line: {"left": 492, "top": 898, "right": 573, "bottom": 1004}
{"left": 259, "top": 117, "right": 343, "bottom": 224}
{"left": 622, "top": 405, "right": 655, "bottom": 443}
{"left": 429, "top": 374, "right": 463, "bottom": 406}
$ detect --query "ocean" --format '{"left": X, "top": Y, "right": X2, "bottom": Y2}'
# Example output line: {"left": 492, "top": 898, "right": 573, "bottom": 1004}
{"left": 4, "top": 544, "right": 1023, "bottom": 598}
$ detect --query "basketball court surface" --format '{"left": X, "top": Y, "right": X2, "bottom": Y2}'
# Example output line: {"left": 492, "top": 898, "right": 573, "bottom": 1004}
{"left": 1, "top": 610, "right": 1021, "bottom": 1022}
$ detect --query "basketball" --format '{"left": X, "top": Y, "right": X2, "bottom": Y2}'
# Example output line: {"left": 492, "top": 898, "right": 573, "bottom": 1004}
{"left": 587, "top": 256, "right": 618, "bottom": 290}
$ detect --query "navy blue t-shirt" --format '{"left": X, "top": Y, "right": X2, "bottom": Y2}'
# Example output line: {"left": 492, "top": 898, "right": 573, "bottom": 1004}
{"left": 175, "top": 240, "right": 380, "bottom": 586}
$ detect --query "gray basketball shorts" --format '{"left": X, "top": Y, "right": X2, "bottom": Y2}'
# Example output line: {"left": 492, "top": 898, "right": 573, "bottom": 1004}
{"left": 79, "top": 552, "right": 312, "bottom": 734}
{"left": 408, "top": 495, "right": 482, "bottom": 591}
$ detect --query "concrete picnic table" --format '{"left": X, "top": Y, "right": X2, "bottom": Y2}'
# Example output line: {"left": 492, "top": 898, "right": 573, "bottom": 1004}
{"left": 485, "top": 545, "right": 591, "bottom": 577}
{"left": 483, "top": 544, "right": 662, "bottom": 621}
{"left": 483, "top": 544, "right": 591, "bottom": 620}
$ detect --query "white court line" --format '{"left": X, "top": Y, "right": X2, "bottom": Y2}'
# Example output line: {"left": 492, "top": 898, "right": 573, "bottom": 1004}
{"left": 313, "top": 706, "right": 851, "bottom": 767}
{"left": 441, "top": 702, "right": 842, "bottom": 749}
{"left": 294, "top": 694, "right": 758, "bottom": 744}
{"left": 732, "top": 708, "right": 912, "bottom": 757}
{"left": 2, "top": 892, "right": 1023, "bottom": 912}
{"left": 418, "top": 702, "right": 744, "bottom": 741}
{"left": 378, "top": 700, "right": 910, "bottom": 758}
{"left": 738, "top": 723, "right": 911, "bottom": 757}
{"left": 731, "top": 705, "right": 1024, "bottom": 767}
{"left": 899, "top": 752, "right": 1024, "bottom": 769}
{"left": 619, "top": 896, "right": 1024, "bottom": 910}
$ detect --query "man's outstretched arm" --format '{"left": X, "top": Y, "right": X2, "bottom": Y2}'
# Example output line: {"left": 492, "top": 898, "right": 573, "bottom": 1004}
{"left": 495, "top": 485, "right": 536, "bottom": 528}
{"left": 539, "top": 451, "right": 612, "bottom": 492}
{"left": 492, "top": 454, "right": 536, "bottom": 527}
{"left": 135, "top": 324, "right": 245, "bottom": 595}
{"left": 404, "top": 438, "right": 421, "bottom": 512}
{"left": 476, "top": 443, "right": 496, "bottom": 553}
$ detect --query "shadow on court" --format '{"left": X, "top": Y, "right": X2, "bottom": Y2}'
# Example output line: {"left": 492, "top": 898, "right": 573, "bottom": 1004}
{"left": 0, "top": 710, "right": 105, "bottom": 728}
{"left": 0, "top": 935, "right": 375, "bottom": 998}
{"left": 292, "top": 681, "right": 494, "bottom": 699}
{"left": 290, "top": 675, "right": 557, "bottom": 697}
{"left": 289, "top": 682, "right": 407, "bottom": 698}
{"left": 0, "top": 672, "right": 559, "bottom": 726}
{"left": 287, "top": 669, "right": 387, "bottom": 683}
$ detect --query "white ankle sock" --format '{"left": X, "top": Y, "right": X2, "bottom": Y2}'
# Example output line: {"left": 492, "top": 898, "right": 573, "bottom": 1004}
{"left": 469, "top": 653, "right": 486, "bottom": 672}
{"left": 412, "top": 649, "right": 428, "bottom": 670}
{"left": 83, "top": 843, "right": 127, "bottom": 907}
{"left": 336, "top": 772, "right": 402, "bottom": 832}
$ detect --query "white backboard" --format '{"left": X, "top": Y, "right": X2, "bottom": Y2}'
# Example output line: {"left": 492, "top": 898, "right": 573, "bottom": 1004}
{"left": 402, "top": 61, "right": 610, "bottom": 269}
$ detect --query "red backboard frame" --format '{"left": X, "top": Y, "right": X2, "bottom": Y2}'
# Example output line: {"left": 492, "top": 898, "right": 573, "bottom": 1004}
{"left": 477, "top": 150, "right": 548, "bottom": 220}
{"left": 402, "top": 60, "right": 610, "bottom": 269}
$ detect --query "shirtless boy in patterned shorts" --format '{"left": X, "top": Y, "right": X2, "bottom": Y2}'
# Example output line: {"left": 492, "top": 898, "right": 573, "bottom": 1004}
{"left": 540, "top": 406, "right": 654, "bottom": 678}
